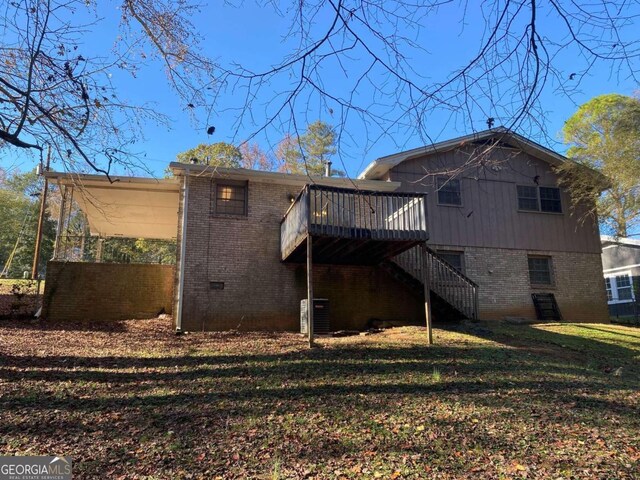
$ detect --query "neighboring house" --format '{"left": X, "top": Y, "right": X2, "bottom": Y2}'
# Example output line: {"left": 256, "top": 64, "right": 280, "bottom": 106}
{"left": 42, "top": 128, "right": 609, "bottom": 330}
{"left": 601, "top": 235, "right": 640, "bottom": 319}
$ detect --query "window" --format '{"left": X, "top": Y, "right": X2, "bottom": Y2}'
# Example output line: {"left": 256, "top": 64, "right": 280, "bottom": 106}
{"left": 517, "top": 186, "right": 539, "bottom": 211}
{"left": 539, "top": 187, "right": 562, "bottom": 213}
{"left": 605, "top": 277, "right": 613, "bottom": 302}
{"left": 437, "top": 177, "right": 462, "bottom": 206}
{"left": 616, "top": 275, "right": 633, "bottom": 300}
{"left": 528, "top": 256, "right": 553, "bottom": 286}
{"left": 214, "top": 183, "right": 247, "bottom": 216}
{"left": 437, "top": 251, "right": 464, "bottom": 273}
{"left": 606, "top": 273, "right": 635, "bottom": 303}
{"left": 517, "top": 185, "right": 562, "bottom": 213}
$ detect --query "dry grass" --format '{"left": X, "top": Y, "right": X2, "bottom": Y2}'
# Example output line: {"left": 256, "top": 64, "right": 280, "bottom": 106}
{"left": 0, "top": 318, "right": 638, "bottom": 479}
{"left": 0, "top": 279, "right": 43, "bottom": 295}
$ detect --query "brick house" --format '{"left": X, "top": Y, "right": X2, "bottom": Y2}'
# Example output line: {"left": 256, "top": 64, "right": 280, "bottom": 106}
{"left": 356, "top": 128, "right": 609, "bottom": 324}
{"left": 43, "top": 128, "right": 609, "bottom": 329}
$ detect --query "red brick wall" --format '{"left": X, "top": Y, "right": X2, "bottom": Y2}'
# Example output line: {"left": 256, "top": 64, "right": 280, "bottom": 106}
{"left": 43, "top": 261, "right": 174, "bottom": 322}
{"left": 179, "top": 177, "right": 423, "bottom": 331}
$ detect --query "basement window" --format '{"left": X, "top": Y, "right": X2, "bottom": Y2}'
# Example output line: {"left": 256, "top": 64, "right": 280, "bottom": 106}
{"left": 214, "top": 182, "right": 247, "bottom": 216}
{"left": 437, "top": 250, "right": 465, "bottom": 274}
{"left": 436, "top": 176, "right": 462, "bottom": 206}
{"left": 528, "top": 255, "right": 553, "bottom": 286}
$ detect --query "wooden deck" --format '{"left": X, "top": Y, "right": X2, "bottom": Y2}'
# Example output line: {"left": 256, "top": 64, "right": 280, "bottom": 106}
{"left": 281, "top": 185, "right": 429, "bottom": 264}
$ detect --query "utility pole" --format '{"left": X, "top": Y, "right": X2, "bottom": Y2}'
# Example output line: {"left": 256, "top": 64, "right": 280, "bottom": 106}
{"left": 31, "top": 146, "right": 51, "bottom": 279}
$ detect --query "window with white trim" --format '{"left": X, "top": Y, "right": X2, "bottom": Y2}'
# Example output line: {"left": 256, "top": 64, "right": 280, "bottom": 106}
{"left": 605, "top": 273, "right": 635, "bottom": 304}
{"left": 605, "top": 277, "right": 613, "bottom": 302}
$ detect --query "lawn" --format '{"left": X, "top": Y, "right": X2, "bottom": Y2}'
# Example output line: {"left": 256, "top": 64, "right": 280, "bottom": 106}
{"left": 0, "top": 319, "right": 638, "bottom": 479}
{"left": 0, "top": 278, "right": 44, "bottom": 295}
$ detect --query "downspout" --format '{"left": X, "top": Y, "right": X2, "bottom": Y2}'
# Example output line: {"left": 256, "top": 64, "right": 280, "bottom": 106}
{"left": 52, "top": 184, "right": 67, "bottom": 260}
{"left": 175, "top": 174, "right": 189, "bottom": 333}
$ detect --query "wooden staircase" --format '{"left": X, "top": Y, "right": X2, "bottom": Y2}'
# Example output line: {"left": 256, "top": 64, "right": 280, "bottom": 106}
{"left": 386, "top": 244, "right": 479, "bottom": 320}
{"left": 280, "top": 184, "right": 478, "bottom": 331}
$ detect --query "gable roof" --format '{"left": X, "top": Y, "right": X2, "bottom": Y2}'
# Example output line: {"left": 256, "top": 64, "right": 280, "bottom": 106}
{"left": 358, "top": 127, "right": 570, "bottom": 180}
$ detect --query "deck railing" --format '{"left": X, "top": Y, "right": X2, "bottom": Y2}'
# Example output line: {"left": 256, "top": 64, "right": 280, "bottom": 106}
{"left": 281, "top": 184, "right": 429, "bottom": 260}
{"left": 281, "top": 187, "right": 311, "bottom": 261}
{"left": 393, "top": 245, "right": 479, "bottom": 320}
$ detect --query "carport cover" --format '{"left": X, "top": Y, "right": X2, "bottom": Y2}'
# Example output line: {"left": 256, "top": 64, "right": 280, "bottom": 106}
{"left": 49, "top": 174, "right": 180, "bottom": 240}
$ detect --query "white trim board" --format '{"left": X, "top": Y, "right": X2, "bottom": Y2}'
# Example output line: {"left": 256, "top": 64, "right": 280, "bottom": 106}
{"left": 601, "top": 235, "right": 640, "bottom": 247}
{"left": 603, "top": 264, "right": 640, "bottom": 273}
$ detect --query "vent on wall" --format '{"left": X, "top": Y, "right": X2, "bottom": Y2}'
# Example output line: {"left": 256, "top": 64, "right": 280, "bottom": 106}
{"left": 532, "top": 293, "right": 562, "bottom": 321}
{"left": 210, "top": 281, "right": 225, "bottom": 290}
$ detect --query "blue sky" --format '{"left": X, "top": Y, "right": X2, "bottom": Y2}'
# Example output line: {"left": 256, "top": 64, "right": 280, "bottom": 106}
{"left": 2, "top": 1, "right": 638, "bottom": 178}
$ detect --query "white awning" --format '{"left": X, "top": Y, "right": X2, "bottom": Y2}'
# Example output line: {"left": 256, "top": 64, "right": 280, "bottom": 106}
{"left": 45, "top": 173, "right": 180, "bottom": 240}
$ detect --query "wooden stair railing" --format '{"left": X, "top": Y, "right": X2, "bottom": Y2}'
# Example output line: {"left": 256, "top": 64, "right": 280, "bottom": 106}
{"left": 391, "top": 244, "right": 479, "bottom": 320}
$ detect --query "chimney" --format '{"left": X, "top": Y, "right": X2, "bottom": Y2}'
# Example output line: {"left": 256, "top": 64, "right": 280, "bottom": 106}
{"left": 325, "top": 161, "right": 332, "bottom": 177}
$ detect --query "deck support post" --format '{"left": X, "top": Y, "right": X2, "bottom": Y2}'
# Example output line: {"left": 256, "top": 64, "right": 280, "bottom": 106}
{"left": 306, "top": 234, "right": 314, "bottom": 347}
{"left": 421, "top": 243, "right": 433, "bottom": 345}
{"left": 473, "top": 285, "right": 479, "bottom": 321}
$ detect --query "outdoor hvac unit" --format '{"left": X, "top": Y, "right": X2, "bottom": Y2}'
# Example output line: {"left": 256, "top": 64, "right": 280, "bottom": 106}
{"left": 300, "top": 298, "right": 330, "bottom": 335}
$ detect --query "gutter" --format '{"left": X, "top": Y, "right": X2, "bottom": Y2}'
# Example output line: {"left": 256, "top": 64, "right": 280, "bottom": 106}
{"left": 175, "top": 175, "right": 189, "bottom": 333}
{"left": 44, "top": 171, "right": 180, "bottom": 188}
{"left": 169, "top": 162, "right": 400, "bottom": 192}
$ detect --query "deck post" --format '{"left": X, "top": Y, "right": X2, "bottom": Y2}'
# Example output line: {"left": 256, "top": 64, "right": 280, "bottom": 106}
{"left": 421, "top": 243, "right": 433, "bottom": 345}
{"left": 473, "top": 285, "right": 480, "bottom": 321}
{"left": 306, "top": 234, "right": 314, "bottom": 347}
